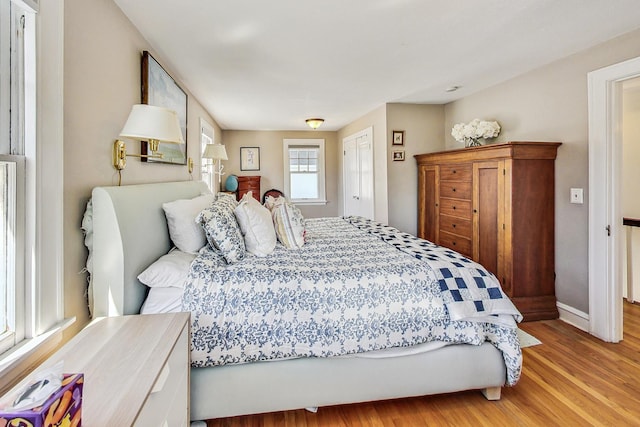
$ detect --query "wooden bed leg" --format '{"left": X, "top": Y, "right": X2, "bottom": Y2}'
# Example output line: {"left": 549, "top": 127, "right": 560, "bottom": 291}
{"left": 481, "top": 386, "right": 501, "bottom": 401}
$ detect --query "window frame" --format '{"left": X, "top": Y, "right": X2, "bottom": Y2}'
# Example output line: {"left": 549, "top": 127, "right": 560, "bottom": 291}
{"left": 283, "top": 138, "right": 327, "bottom": 205}
{"left": 0, "top": 0, "right": 67, "bottom": 386}
{"left": 199, "top": 118, "right": 215, "bottom": 192}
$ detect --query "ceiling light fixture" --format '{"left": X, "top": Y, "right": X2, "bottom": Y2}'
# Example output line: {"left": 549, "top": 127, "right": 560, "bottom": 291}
{"left": 445, "top": 85, "right": 462, "bottom": 93}
{"left": 305, "top": 118, "right": 324, "bottom": 129}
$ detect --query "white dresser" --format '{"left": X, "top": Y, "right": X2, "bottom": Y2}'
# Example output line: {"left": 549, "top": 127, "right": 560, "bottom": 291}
{"left": 6, "top": 313, "right": 190, "bottom": 426}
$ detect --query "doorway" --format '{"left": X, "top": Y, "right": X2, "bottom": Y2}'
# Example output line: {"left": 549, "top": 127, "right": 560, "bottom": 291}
{"left": 343, "top": 127, "right": 374, "bottom": 220}
{"left": 588, "top": 56, "right": 640, "bottom": 342}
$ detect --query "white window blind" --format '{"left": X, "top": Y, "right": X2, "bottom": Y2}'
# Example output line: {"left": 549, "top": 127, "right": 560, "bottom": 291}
{"left": 283, "top": 139, "right": 326, "bottom": 204}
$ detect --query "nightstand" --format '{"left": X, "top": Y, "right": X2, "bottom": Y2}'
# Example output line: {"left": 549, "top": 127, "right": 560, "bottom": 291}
{"left": 5, "top": 313, "right": 190, "bottom": 426}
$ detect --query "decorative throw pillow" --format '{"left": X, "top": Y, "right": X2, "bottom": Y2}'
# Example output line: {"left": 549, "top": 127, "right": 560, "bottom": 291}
{"left": 162, "top": 194, "right": 215, "bottom": 253}
{"left": 215, "top": 191, "right": 238, "bottom": 209}
{"left": 137, "top": 249, "right": 196, "bottom": 288}
{"left": 234, "top": 192, "right": 277, "bottom": 257}
{"left": 197, "top": 196, "right": 246, "bottom": 264}
{"left": 264, "top": 195, "right": 306, "bottom": 249}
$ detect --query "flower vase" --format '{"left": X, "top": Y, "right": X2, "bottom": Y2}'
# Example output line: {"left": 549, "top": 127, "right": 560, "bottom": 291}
{"left": 467, "top": 138, "right": 482, "bottom": 147}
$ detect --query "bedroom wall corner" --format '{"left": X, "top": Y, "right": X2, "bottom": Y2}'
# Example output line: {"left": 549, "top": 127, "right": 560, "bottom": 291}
{"left": 63, "top": 0, "right": 220, "bottom": 339}
{"left": 220, "top": 129, "right": 339, "bottom": 219}
{"left": 385, "top": 103, "right": 445, "bottom": 235}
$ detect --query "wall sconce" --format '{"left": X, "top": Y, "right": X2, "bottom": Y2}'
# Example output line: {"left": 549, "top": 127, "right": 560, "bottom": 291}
{"left": 305, "top": 118, "right": 324, "bottom": 130}
{"left": 113, "top": 104, "right": 184, "bottom": 170}
{"left": 202, "top": 144, "right": 228, "bottom": 189}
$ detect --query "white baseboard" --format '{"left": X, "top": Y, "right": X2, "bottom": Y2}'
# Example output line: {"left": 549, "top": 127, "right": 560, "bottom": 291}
{"left": 557, "top": 302, "right": 589, "bottom": 332}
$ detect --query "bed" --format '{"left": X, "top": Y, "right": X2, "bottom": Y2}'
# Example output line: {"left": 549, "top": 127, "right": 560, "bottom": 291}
{"left": 85, "top": 180, "right": 522, "bottom": 421}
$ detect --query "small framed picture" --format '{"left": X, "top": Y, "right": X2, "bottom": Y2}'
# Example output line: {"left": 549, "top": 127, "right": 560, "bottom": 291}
{"left": 392, "top": 130, "right": 405, "bottom": 146}
{"left": 240, "top": 147, "right": 260, "bottom": 171}
{"left": 392, "top": 150, "right": 405, "bottom": 161}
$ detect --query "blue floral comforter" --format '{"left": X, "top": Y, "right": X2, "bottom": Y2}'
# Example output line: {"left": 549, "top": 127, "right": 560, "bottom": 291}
{"left": 182, "top": 217, "right": 522, "bottom": 385}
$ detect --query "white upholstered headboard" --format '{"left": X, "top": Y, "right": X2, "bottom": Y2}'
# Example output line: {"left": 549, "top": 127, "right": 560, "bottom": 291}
{"left": 91, "top": 180, "right": 209, "bottom": 317}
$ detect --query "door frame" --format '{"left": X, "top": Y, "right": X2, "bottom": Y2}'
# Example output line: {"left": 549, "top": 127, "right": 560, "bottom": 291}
{"left": 342, "top": 127, "right": 374, "bottom": 219}
{"left": 588, "top": 55, "right": 640, "bottom": 342}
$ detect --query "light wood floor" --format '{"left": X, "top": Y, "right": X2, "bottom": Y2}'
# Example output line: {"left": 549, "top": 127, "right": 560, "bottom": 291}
{"left": 207, "top": 302, "right": 640, "bottom": 426}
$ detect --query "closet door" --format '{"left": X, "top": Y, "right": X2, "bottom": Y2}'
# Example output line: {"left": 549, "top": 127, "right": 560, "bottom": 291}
{"left": 342, "top": 128, "right": 374, "bottom": 220}
{"left": 343, "top": 138, "right": 360, "bottom": 217}
{"left": 472, "top": 161, "right": 505, "bottom": 289}
{"left": 357, "top": 138, "right": 374, "bottom": 220}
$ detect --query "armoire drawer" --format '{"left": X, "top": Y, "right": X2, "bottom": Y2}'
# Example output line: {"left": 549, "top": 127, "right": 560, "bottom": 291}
{"left": 439, "top": 215, "right": 472, "bottom": 238}
{"left": 439, "top": 181, "right": 472, "bottom": 200}
{"left": 439, "top": 164, "right": 472, "bottom": 181}
{"left": 439, "top": 231, "right": 472, "bottom": 257}
{"left": 439, "top": 198, "right": 472, "bottom": 219}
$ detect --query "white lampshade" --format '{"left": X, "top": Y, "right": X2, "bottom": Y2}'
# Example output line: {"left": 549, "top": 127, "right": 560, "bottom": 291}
{"left": 119, "top": 104, "right": 184, "bottom": 144}
{"left": 202, "top": 144, "right": 228, "bottom": 160}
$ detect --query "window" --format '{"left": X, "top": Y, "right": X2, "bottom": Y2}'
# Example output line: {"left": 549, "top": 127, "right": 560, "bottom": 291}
{"left": 0, "top": 0, "right": 65, "bottom": 368}
{"left": 199, "top": 118, "right": 215, "bottom": 191}
{"left": 283, "top": 139, "right": 326, "bottom": 204}
{"left": 1, "top": 0, "right": 33, "bottom": 355}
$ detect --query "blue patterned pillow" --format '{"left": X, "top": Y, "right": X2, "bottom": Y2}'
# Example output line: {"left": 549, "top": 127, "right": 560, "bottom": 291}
{"left": 197, "top": 195, "right": 245, "bottom": 264}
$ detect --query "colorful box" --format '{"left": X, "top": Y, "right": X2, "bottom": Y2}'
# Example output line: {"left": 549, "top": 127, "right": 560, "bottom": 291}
{"left": 0, "top": 373, "right": 83, "bottom": 427}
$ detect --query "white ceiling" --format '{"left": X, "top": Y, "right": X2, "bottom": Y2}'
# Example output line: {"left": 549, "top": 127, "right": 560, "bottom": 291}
{"left": 113, "top": 0, "right": 640, "bottom": 131}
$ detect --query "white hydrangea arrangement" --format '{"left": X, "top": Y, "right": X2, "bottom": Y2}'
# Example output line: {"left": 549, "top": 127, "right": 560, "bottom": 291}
{"left": 451, "top": 119, "right": 501, "bottom": 147}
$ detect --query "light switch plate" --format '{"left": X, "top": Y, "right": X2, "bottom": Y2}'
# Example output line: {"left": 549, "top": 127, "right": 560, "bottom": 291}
{"left": 570, "top": 188, "right": 584, "bottom": 204}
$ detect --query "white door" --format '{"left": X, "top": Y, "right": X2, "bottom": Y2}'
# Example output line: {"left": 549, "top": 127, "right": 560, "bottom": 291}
{"left": 343, "top": 137, "right": 360, "bottom": 217}
{"left": 343, "top": 127, "right": 374, "bottom": 219}
{"left": 357, "top": 137, "right": 374, "bottom": 219}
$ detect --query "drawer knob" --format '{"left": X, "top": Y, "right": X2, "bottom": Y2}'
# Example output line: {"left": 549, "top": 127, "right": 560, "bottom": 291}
{"left": 452, "top": 224, "right": 456, "bottom": 228}
{"left": 452, "top": 206, "right": 456, "bottom": 210}
{"left": 453, "top": 170, "right": 457, "bottom": 174}
{"left": 452, "top": 242, "right": 456, "bottom": 246}
{"left": 452, "top": 188, "right": 456, "bottom": 192}
{"left": 473, "top": 209, "right": 478, "bottom": 213}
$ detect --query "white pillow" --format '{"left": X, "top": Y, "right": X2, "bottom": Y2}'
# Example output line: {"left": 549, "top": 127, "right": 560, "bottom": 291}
{"left": 234, "top": 192, "right": 277, "bottom": 257}
{"left": 264, "top": 195, "right": 306, "bottom": 249}
{"left": 162, "top": 194, "right": 215, "bottom": 253}
{"left": 137, "top": 249, "right": 195, "bottom": 288}
{"left": 140, "top": 287, "right": 183, "bottom": 314}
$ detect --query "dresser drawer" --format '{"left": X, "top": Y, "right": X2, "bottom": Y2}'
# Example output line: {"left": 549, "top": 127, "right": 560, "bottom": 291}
{"left": 439, "top": 181, "right": 471, "bottom": 200}
{"left": 237, "top": 176, "right": 261, "bottom": 186}
{"left": 439, "top": 198, "right": 471, "bottom": 219}
{"left": 439, "top": 164, "right": 472, "bottom": 181}
{"left": 439, "top": 215, "right": 472, "bottom": 238}
{"left": 134, "top": 323, "right": 189, "bottom": 426}
{"left": 439, "top": 231, "right": 472, "bottom": 257}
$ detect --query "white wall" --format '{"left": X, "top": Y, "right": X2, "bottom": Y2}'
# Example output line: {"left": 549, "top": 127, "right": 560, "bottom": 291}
{"left": 64, "top": 0, "right": 220, "bottom": 337}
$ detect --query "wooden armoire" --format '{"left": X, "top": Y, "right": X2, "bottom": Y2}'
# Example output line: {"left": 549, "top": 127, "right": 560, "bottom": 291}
{"left": 415, "top": 141, "right": 561, "bottom": 321}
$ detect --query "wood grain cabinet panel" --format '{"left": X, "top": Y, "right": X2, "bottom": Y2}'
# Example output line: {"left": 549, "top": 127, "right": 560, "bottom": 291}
{"left": 415, "top": 142, "right": 561, "bottom": 321}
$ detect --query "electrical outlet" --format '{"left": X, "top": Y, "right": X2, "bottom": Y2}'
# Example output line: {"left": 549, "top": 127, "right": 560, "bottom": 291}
{"left": 570, "top": 188, "right": 584, "bottom": 204}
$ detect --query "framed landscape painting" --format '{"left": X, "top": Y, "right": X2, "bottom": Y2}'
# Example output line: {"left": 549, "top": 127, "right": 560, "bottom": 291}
{"left": 141, "top": 51, "right": 188, "bottom": 164}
